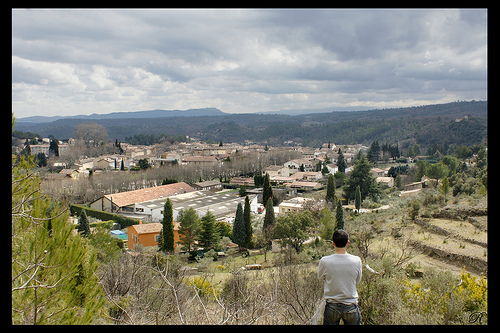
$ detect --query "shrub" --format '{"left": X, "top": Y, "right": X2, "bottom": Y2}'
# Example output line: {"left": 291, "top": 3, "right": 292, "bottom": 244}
{"left": 187, "top": 276, "right": 219, "bottom": 300}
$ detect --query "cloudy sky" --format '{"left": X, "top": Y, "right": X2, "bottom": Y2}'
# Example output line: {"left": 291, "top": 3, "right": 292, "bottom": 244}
{"left": 12, "top": 8, "right": 487, "bottom": 118}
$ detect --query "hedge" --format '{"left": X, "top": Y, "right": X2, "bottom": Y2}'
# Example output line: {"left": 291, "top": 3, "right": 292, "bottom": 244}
{"left": 70, "top": 204, "right": 140, "bottom": 229}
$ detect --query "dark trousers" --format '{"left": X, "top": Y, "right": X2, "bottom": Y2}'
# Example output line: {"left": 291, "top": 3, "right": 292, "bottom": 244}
{"left": 323, "top": 302, "right": 361, "bottom": 325}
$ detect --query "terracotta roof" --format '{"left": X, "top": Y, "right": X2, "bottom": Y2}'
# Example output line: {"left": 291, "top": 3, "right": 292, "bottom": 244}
{"left": 105, "top": 182, "right": 195, "bottom": 208}
{"left": 131, "top": 222, "right": 180, "bottom": 235}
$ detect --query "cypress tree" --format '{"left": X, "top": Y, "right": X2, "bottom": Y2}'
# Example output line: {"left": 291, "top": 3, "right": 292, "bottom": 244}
{"left": 355, "top": 185, "right": 361, "bottom": 213}
{"left": 244, "top": 195, "right": 252, "bottom": 248}
{"left": 337, "top": 148, "right": 346, "bottom": 173}
{"left": 262, "top": 197, "right": 276, "bottom": 245}
{"left": 335, "top": 200, "right": 344, "bottom": 231}
{"left": 262, "top": 173, "right": 273, "bottom": 207}
{"left": 326, "top": 174, "right": 336, "bottom": 205}
{"left": 161, "top": 198, "right": 175, "bottom": 252}
{"left": 233, "top": 203, "right": 246, "bottom": 250}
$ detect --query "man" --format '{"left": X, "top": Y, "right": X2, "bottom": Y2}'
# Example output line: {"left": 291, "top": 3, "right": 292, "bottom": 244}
{"left": 317, "top": 229, "right": 362, "bottom": 325}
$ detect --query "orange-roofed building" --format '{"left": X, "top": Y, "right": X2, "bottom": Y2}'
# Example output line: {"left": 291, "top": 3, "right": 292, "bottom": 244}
{"left": 128, "top": 221, "right": 181, "bottom": 251}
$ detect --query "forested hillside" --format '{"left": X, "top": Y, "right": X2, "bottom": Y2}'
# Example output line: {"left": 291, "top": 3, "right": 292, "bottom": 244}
{"left": 14, "top": 100, "right": 487, "bottom": 150}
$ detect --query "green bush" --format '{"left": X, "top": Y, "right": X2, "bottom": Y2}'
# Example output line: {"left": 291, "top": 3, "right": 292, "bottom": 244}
{"left": 70, "top": 204, "right": 140, "bottom": 228}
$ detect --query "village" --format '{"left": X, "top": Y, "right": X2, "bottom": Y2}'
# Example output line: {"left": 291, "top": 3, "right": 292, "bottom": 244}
{"left": 12, "top": 125, "right": 488, "bottom": 325}
{"left": 12, "top": 134, "right": 445, "bottom": 254}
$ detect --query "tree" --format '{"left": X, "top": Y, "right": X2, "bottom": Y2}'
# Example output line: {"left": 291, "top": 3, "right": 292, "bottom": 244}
{"left": 319, "top": 207, "right": 335, "bottom": 241}
{"left": 367, "top": 140, "right": 380, "bottom": 163}
{"left": 77, "top": 209, "right": 91, "bottom": 237}
{"left": 439, "top": 176, "right": 451, "bottom": 203}
{"left": 426, "top": 162, "right": 450, "bottom": 184}
{"left": 232, "top": 203, "right": 246, "bottom": 250}
{"left": 120, "top": 159, "right": 125, "bottom": 170}
{"left": 344, "top": 156, "right": 380, "bottom": 202}
{"left": 138, "top": 158, "right": 150, "bottom": 170}
{"left": 262, "top": 173, "right": 273, "bottom": 207}
{"left": 35, "top": 152, "right": 47, "bottom": 167}
{"left": 74, "top": 122, "right": 108, "bottom": 147}
{"left": 199, "top": 210, "right": 220, "bottom": 250}
{"left": 49, "top": 139, "right": 59, "bottom": 157}
{"left": 335, "top": 200, "right": 344, "bottom": 231}
{"left": 336, "top": 148, "right": 346, "bottom": 173}
{"left": 12, "top": 121, "right": 104, "bottom": 324}
{"left": 244, "top": 195, "right": 253, "bottom": 248}
{"left": 262, "top": 197, "right": 276, "bottom": 260}
{"left": 355, "top": 185, "right": 361, "bottom": 213}
{"left": 160, "top": 198, "right": 175, "bottom": 252}
{"left": 273, "top": 211, "right": 314, "bottom": 253}
{"left": 178, "top": 207, "right": 201, "bottom": 251}
{"left": 325, "top": 174, "right": 336, "bottom": 205}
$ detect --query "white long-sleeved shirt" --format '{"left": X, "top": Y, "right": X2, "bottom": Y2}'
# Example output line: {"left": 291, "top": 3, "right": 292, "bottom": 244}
{"left": 317, "top": 252, "right": 362, "bottom": 305}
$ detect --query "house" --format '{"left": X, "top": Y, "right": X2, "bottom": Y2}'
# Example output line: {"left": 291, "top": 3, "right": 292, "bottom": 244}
{"left": 325, "top": 164, "right": 338, "bottom": 174}
{"left": 192, "top": 180, "right": 223, "bottom": 191}
{"left": 89, "top": 182, "right": 196, "bottom": 214}
{"left": 370, "top": 167, "right": 386, "bottom": 177}
{"left": 284, "top": 158, "right": 315, "bottom": 172}
{"left": 375, "top": 176, "right": 394, "bottom": 188}
{"left": 229, "top": 177, "right": 255, "bottom": 187}
{"left": 94, "top": 157, "right": 112, "bottom": 170}
{"left": 59, "top": 168, "right": 81, "bottom": 179}
{"left": 263, "top": 165, "right": 291, "bottom": 178}
{"left": 181, "top": 155, "right": 218, "bottom": 166}
{"left": 278, "top": 197, "right": 315, "bottom": 215}
{"left": 127, "top": 221, "right": 180, "bottom": 251}
{"left": 286, "top": 181, "right": 323, "bottom": 191}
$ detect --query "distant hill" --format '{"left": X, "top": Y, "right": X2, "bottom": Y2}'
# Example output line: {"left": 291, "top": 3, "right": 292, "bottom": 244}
{"left": 13, "top": 100, "right": 487, "bottom": 149}
{"left": 16, "top": 108, "right": 225, "bottom": 123}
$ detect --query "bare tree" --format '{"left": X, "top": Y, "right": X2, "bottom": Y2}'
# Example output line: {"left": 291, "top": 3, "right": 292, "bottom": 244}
{"left": 74, "top": 123, "right": 108, "bottom": 147}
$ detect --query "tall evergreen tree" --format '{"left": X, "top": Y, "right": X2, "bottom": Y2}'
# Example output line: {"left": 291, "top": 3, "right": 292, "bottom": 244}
{"left": 337, "top": 148, "right": 346, "bottom": 173}
{"left": 262, "top": 173, "right": 273, "bottom": 207}
{"left": 160, "top": 198, "right": 175, "bottom": 252}
{"left": 12, "top": 123, "right": 104, "bottom": 324}
{"left": 325, "top": 174, "right": 336, "bottom": 205}
{"left": 355, "top": 185, "right": 361, "bottom": 213}
{"left": 232, "top": 203, "right": 246, "bottom": 250}
{"left": 199, "top": 210, "right": 219, "bottom": 250}
{"left": 77, "top": 209, "right": 90, "bottom": 237}
{"left": 344, "top": 156, "right": 380, "bottom": 202}
{"left": 262, "top": 197, "right": 276, "bottom": 249}
{"left": 335, "top": 200, "right": 345, "bottom": 231}
{"left": 178, "top": 207, "right": 201, "bottom": 251}
{"left": 244, "top": 195, "right": 253, "bottom": 248}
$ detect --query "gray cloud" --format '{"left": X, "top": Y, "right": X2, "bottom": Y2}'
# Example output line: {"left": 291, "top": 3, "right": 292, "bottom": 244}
{"left": 12, "top": 8, "right": 487, "bottom": 118}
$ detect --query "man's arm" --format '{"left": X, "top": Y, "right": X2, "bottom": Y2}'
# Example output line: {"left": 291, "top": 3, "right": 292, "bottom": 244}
{"left": 317, "top": 259, "right": 325, "bottom": 280}
{"left": 356, "top": 258, "right": 362, "bottom": 284}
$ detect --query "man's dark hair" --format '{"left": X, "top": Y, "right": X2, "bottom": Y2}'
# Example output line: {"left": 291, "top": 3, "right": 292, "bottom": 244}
{"left": 332, "top": 229, "right": 349, "bottom": 248}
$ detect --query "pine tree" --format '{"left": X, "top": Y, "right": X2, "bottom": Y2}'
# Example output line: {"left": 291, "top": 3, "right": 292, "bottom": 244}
{"left": 232, "top": 203, "right": 246, "bottom": 250}
{"left": 12, "top": 124, "right": 104, "bottom": 324}
{"left": 244, "top": 195, "right": 253, "bottom": 248}
{"left": 161, "top": 198, "right": 175, "bottom": 252}
{"left": 199, "top": 210, "right": 220, "bottom": 250}
{"left": 325, "top": 174, "right": 336, "bottom": 205}
{"left": 355, "top": 185, "right": 361, "bottom": 213}
{"left": 78, "top": 209, "right": 91, "bottom": 237}
{"left": 178, "top": 207, "right": 201, "bottom": 251}
{"left": 335, "top": 200, "right": 345, "bottom": 231}
{"left": 262, "top": 173, "right": 273, "bottom": 207}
